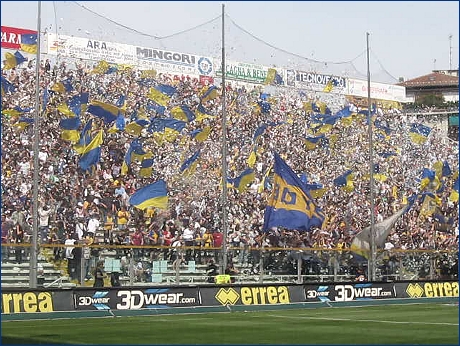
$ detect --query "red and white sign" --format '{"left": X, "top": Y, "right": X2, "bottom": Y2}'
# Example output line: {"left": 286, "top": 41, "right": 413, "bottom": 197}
{"left": 1, "top": 26, "right": 37, "bottom": 50}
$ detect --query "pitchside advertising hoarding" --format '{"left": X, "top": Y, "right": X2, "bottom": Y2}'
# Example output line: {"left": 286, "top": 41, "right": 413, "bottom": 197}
{"left": 44, "top": 33, "right": 214, "bottom": 78}
{"left": 200, "top": 285, "right": 305, "bottom": 306}
{"left": 73, "top": 287, "right": 199, "bottom": 310}
{"left": 1, "top": 290, "right": 73, "bottom": 314}
{"left": 397, "top": 281, "right": 459, "bottom": 299}
{"left": 304, "top": 283, "right": 397, "bottom": 302}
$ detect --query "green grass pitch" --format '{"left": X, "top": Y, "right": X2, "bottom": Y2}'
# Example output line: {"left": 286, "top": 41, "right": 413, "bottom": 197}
{"left": 1, "top": 303, "right": 458, "bottom": 344}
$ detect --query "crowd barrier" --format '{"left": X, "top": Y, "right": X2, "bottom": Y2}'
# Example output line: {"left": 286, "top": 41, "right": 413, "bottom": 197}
{"left": 2, "top": 280, "right": 457, "bottom": 314}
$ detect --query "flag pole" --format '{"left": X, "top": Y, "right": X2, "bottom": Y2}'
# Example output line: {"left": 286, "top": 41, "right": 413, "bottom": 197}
{"left": 366, "top": 32, "right": 376, "bottom": 281}
{"left": 220, "top": 3, "right": 229, "bottom": 274}
{"left": 30, "top": 0, "right": 42, "bottom": 288}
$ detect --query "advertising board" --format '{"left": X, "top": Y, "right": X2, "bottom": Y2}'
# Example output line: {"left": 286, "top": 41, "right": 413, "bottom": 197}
{"left": 200, "top": 284, "right": 305, "bottom": 306}
{"left": 45, "top": 33, "right": 214, "bottom": 77}
{"left": 347, "top": 78, "right": 406, "bottom": 102}
{"left": 1, "top": 290, "right": 73, "bottom": 314}
{"left": 215, "top": 60, "right": 280, "bottom": 84}
{"left": 397, "top": 281, "right": 459, "bottom": 299}
{"left": 286, "top": 69, "right": 347, "bottom": 92}
{"left": 73, "top": 287, "right": 200, "bottom": 310}
{"left": 304, "top": 283, "right": 396, "bottom": 302}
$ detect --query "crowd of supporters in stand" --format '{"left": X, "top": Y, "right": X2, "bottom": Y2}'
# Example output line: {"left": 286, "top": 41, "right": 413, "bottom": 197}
{"left": 1, "top": 58, "right": 458, "bottom": 281}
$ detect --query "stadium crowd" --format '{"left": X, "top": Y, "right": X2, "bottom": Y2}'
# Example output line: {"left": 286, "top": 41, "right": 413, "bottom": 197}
{"left": 1, "top": 57, "right": 458, "bottom": 281}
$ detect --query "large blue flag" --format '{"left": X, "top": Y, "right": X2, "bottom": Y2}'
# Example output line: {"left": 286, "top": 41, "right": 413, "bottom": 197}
{"left": 263, "top": 152, "right": 325, "bottom": 231}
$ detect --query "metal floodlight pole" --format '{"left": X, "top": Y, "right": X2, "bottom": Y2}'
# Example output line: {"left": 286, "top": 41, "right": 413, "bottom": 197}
{"left": 220, "top": 3, "right": 229, "bottom": 274}
{"left": 30, "top": 0, "right": 42, "bottom": 288}
{"left": 366, "top": 32, "right": 376, "bottom": 281}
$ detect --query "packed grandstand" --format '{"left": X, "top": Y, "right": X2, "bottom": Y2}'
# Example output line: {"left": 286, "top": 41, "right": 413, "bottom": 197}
{"left": 1, "top": 12, "right": 458, "bottom": 286}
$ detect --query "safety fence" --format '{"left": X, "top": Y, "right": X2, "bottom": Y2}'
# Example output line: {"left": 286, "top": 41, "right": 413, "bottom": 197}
{"left": 1, "top": 243, "right": 457, "bottom": 288}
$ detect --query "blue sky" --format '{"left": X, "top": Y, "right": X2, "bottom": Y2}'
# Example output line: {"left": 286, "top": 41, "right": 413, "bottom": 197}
{"left": 1, "top": 1, "right": 458, "bottom": 82}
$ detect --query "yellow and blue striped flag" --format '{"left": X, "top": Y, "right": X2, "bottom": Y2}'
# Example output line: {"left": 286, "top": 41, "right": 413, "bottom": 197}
{"left": 87, "top": 101, "right": 122, "bottom": 124}
{"left": 333, "top": 170, "right": 354, "bottom": 193}
{"left": 180, "top": 150, "right": 201, "bottom": 176}
{"left": 73, "top": 119, "right": 93, "bottom": 154}
{"left": 190, "top": 126, "right": 211, "bottom": 143}
{"left": 14, "top": 116, "right": 34, "bottom": 131}
{"left": 229, "top": 168, "right": 255, "bottom": 193}
{"left": 409, "top": 123, "right": 431, "bottom": 144}
{"left": 171, "top": 105, "right": 196, "bottom": 123}
{"left": 78, "top": 130, "right": 103, "bottom": 171}
{"left": 20, "top": 33, "right": 38, "bottom": 54}
{"left": 129, "top": 180, "right": 168, "bottom": 210}
{"left": 4, "top": 51, "right": 27, "bottom": 70}
{"left": 139, "top": 152, "right": 154, "bottom": 178}
{"left": 304, "top": 134, "right": 324, "bottom": 150}
{"left": 263, "top": 152, "right": 325, "bottom": 231}
{"left": 1, "top": 75, "right": 16, "bottom": 95}
{"left": 148, "top": 85, "right": 176, "bottom": 106}
{"left": 201, "top": 85, "right": 218, "bottom": 103}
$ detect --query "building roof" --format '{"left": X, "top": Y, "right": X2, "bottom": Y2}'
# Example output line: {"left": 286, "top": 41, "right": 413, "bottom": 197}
{"left": 398, "top": 72, "right": 459, "bottom": 88}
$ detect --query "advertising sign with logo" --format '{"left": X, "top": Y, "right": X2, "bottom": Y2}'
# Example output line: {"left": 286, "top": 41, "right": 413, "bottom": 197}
{"left": 304, "top": 283, "right": 396, "bottom": 302}
{"left": 73, "top": 288, "right": 200, "bottom": 310}
{"left": 286, "top": 70, "right": 347, "bottom": 92}
{"left": 215, "top": 60, "right": 273, "bottom": 84}
{"left": 1, "top": 26, "right": 37, "bottom": 50}
{"left": 347, "top": 78, "right": 406, "bottom": 102}
{"left": 397, "top": 281, "right": 459, "bottom": 299}
{"left": 2, "top": 290, "right": 72, "bottom": 314}
{"left": 45, "top": 33, "right": 214, "bottom": 77}
{"left": 200, "top": 285, "right": 304, "bottom": 306}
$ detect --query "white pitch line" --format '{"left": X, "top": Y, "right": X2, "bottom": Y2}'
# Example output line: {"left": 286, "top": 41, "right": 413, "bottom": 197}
{"left": 267, "top": 314, "right": 459, "bottom": 326}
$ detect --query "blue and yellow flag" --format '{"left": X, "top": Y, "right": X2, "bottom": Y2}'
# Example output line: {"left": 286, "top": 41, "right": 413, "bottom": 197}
{"left": 420, "top": 168, "right": 441, "bottom": 191}
{"left": 180, "top": 150, "right": 201, "bottom": 175}
{"left": 4, "top": 51, "right": 27, "bottom": 69}
{"left": 228, "top": 168, "right": 255, "bottom": 193}
{"left": 148, "top": 118, "right": 186, "bottom": 134}
{"left": 78, "top": 130, "right": 103, "bottom": 171}
{"left": 148, "top": 85, "right": 175, "bottom": 106}
{"left": 60, "top": 116, "right": 81, "bottom": 142}
{"left": 264, "top": 68, "right": 283, "bottom": 85}
{"left": 263, "top": 152, "right": 325, "bottom": 231}
{"left": 201, "top": 85, "right": 218, "bottom": 103}
{"left": 139, "top": 153, "right": 154, "bottom": 178}
{"left": 190, "top": 126, "right": 211, "bottom": 143}
{"left": 409, "top": 123, "right": 431, "bottom": 144}
{"left": 195, "top": 104, "right": 214, "bottom": 122}
{"left": 322, "top": 80, "right": 334, "bottom": 93}
{"left": 20, "top": 33, "right": 38, "bottom": 54}
{"left": 1, "top": 75, "right": 16, "bottom": 95}
{"left": 304, "top": 134, "right": 325, "bottom": 150}
{"left": 171, "top": 105, "right": 196, "bottom": 123}
{"left": 449, "top": 177, "right": 459, "bottom": 203}
{"left": 442, "top": 161, "right": 452, "bottom": 177}
{"left": 129, "top": 180, "right": 168, "bottom": 210}
{"left": 333, "top": 170, "right": 354, "bottom": 193}
{"left": 14, "top": 116, "right": 34, "bottom": 131}
{"left": 87, "top": 101, "right": 122, "bottom": 124}
{"left": 121, "top": 139, "right": 145, "bottom": 176}
{"left": 124, "top": 119, "right": 150, "bottom": 136}
{"left": 74, "top": 119, "right": 93, "bottom": 154}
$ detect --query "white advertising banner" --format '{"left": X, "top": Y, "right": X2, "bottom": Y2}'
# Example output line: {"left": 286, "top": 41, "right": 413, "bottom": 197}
{"left": 347, "top": 78, "right": 406, "bottom": 102}
{"left": 285, "top": 69, "right": 347, "bottom": 92}
{"left": 45, "top": 33, "right": 214, "bottom": 77}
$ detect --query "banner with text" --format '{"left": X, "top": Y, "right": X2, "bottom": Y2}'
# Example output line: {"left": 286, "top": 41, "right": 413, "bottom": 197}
{"left": 200, "top": 284, "right": 305, "bottom": 306}
{"left": 1, "top": 26, "right": 37, "bottom": 51}
{"left": 215, "top": 60, "right": 282, "bottom": 85}
{"left": 347, "top": 78, "right": 406, "bottom": 102}
{"left": 1, "top": 290, "right": 72, "bottom": 314}
{"left": 396, "top": 281, "right": 458, "bottom": 299}
{"left": 304, "top": 283, "right": 396, "bottom": 302}
{"left": 73, "top": 287, "right": 200, "bottom": 310}
{"left": 45, "top": 33, "right": 214, "bottom": 77}
{"left": 286, "top": 70, "right": 347, "bottom": 92}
